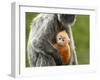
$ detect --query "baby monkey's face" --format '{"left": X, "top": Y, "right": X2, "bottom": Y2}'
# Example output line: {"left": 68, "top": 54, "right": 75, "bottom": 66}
{"left": 56, "top": 34, "right": 70, "bottom": 46}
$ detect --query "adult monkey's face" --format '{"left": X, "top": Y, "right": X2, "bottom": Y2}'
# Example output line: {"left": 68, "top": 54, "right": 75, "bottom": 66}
{"left": 57, "top": 14, "right": 76, "bottom": 27}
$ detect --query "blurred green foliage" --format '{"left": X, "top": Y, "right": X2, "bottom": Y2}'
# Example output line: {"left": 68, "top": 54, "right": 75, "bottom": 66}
{"left": 25, "top": 12, "right": 89, "bottom": 67}
{"left": 72, "top": 15, "right": 89, "bottom": 64}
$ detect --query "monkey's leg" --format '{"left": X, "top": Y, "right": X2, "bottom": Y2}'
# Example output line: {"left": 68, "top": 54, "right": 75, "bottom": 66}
{"left": 28, "top": 43, "right": 38, "bottom": 67}
{"left": 28, "top": 42, "right": 52, "bottom": 66}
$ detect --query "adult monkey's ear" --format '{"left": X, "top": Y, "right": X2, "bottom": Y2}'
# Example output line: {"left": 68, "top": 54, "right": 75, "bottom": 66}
{"left": 57, "top": 14, "right": 76, "bottom": 26}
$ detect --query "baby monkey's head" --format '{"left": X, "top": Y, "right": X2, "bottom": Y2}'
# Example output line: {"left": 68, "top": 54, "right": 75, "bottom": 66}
{"left": 56, "top": 31, "right": 70, "bottom": 46}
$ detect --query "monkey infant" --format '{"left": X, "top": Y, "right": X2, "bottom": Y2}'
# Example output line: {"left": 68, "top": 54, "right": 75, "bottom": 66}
{"left": 53, "top": 31, "right": 71, "bottom": 65}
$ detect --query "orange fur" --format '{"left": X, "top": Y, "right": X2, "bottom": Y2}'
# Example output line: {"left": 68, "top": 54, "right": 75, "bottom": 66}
{"left": 53, "top": 31, "right": 71, "bottom": 65}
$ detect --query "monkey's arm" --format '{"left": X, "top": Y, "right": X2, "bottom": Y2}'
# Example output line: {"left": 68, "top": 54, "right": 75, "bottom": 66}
{"left": 67, "top": 26, "right": 78, "bottom": 65}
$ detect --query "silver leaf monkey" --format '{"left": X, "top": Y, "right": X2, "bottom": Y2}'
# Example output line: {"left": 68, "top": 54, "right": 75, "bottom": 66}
{"left": 27, "top": 14, "right": 78, "bottom": 67}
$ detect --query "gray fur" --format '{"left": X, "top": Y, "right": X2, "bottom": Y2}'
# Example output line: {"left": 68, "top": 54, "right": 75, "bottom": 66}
{"left": 27, "top": 13, "right": 78, "bottom": 67}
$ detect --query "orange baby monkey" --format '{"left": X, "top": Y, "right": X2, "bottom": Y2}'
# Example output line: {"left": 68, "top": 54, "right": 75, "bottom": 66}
{"left": 53, "top": 31, "right": 71, "bottom": 65}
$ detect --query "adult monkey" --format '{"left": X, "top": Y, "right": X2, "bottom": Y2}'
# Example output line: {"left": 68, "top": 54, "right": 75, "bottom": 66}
{"left": 27, "top": 14, "right": 78, "bottom": 67}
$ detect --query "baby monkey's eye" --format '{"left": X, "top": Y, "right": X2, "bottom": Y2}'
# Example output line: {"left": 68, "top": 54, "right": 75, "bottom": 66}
{"left": 62, "top": 39, "right": 64, "bottom": 41}
{"left": 59, "top": 38, "right": 61, "bottom": 40}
